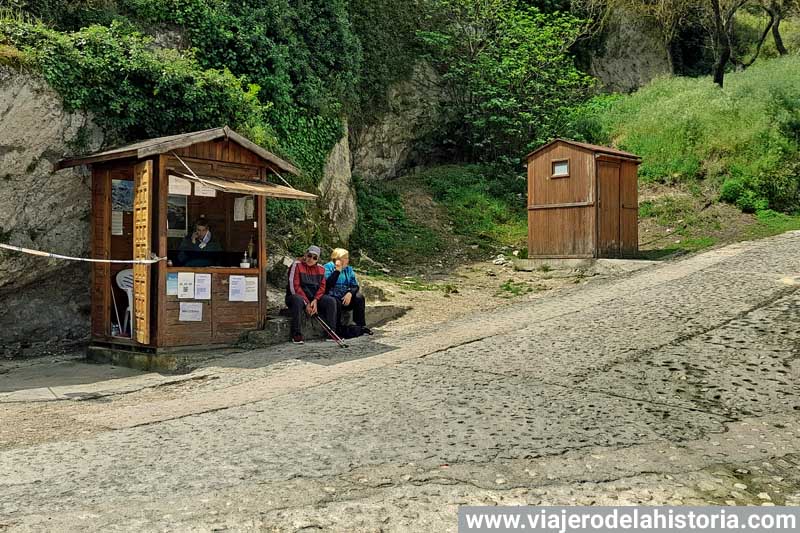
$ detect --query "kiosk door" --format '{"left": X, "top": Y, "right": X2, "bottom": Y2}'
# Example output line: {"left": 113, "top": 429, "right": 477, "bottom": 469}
{"left": 132, "top": 160, "right": 153, "bottom": 344}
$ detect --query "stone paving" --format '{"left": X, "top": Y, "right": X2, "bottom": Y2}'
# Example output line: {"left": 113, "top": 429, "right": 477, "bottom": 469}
{"left": 1, "top": 232, "right": 800, "bottom": 532}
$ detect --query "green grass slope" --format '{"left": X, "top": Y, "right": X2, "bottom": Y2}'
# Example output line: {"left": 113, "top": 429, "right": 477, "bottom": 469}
{"left": 571, "top": 55, "right": 800, "bottom": 214}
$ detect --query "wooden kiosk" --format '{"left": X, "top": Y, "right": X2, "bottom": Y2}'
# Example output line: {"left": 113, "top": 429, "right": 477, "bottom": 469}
{"left": 526, "top": 139, "right": 641, "bottom": 259}
{"left": 58, "top": 127, "right": 316, "bottom": 354}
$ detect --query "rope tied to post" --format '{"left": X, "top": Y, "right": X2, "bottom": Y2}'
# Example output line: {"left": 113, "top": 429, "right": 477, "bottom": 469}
{"left": 0, "top": 243, "right": 165, "bottom": 264}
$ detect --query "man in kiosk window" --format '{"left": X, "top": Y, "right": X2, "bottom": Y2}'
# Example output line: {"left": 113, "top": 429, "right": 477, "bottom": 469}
{"left": 178, "top": 216, "right": 222, "bottom": 266}
{"left": 285, "top": 245, "right": 337, "bottom": 345}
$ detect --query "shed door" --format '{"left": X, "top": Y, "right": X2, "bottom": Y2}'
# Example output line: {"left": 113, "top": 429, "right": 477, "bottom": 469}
{"left": 597, "top": 160, "right": 621, "bottom": 257}
{"left": 132, "top": 160, "right": 153, "bottom": 344}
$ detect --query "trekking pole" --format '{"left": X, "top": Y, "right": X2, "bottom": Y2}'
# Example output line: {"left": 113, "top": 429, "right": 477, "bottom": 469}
{"left": 315, "top": 315, "right": 348, "bottom": 348}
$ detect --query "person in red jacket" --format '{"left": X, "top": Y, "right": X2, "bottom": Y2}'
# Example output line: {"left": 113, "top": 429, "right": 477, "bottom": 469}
{"left": 285, "top": 245, "right": 337, "bottom": 344}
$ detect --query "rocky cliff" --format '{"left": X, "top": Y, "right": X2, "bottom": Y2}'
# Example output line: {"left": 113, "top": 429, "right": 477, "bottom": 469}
{"left": 350, "top": 63, "right": 445, "bottom": 180}
{"left": 0, "top": 66, "right": 103, "bottom": 354}
{"left": 319, "top": 120, "right": 357, "bottom": 243}
{"left": 588, "top": 8, "right": 673, "bottom": 93}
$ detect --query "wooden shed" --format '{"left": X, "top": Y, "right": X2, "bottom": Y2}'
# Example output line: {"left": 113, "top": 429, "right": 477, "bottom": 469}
{"left": 58, "top": 126, "right": 317, "bottom": 353}
{"left": 525, "top": 139, "right": 641, "bottom": 259}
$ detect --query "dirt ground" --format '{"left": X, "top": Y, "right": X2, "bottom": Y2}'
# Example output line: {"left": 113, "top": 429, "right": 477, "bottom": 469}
{"left": 361, "top": 259, "right": 595, "bottom": 336}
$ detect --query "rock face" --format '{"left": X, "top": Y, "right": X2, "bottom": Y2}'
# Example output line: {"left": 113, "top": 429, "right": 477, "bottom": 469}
{"left": 589, "top": 8, "right": 672, "bottom": 93}
{"left": 0, "top": 67, "right": 104, "bottom": 350}
{"left": 350, "top": 63, "right": 444, "bottom": 180}
{"left": 318, "top": 120, "right": 357, "bottom": 243}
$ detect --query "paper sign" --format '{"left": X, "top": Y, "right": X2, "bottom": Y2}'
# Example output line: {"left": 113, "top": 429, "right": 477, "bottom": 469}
{"left": 243, "top": 277, "right": 259, "bottom": 302}
{"left": 111, "top": 211, "right": 124, "bottom": 236}
{"left": 194, "top": 273, "right": 211, "bottom": 300}
{"left": 245, "top": 196, "right": 255, "bottom": 219}
{"left": 233, "top": 197, "right": 246, "bottom": 222}
{"left": 194, "top": 182, "right": 217, "bottom": 197}
{"left": 228, "top": 275, "right": 245, "bottom": 301}
{"left": 168, "top": 175, "right": 191, "bottom": 195}
{"left": 166, "top": 273, "right": 178, "bottom": 296}
{"left": 179, "top": 302, "right": 203, "bottom": 321}
{"left": 177, "top": 272, "right": 195, "bottom": 299}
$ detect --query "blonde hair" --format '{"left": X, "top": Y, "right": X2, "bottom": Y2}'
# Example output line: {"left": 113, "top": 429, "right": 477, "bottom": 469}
{"left": 330, "top": 248, "right": 349, "bottom": 261}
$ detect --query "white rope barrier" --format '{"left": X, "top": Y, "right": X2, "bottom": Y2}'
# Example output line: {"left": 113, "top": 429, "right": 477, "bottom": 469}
{"left": 0, "top": 243, "right": 165, "bottom": 264}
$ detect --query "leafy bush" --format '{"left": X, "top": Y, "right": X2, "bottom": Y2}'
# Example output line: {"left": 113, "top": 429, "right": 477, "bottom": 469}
{"left": 582, "top": 55, "right": 800, "bottom": 212}
{"left": 418, "top": 0, "right": 593, "bottom": 163}
{"left": 122, "top": 0, "right": 362, "bottom": 116}
{"left": 0, "top": 20, "right": 269, "bottom": 145}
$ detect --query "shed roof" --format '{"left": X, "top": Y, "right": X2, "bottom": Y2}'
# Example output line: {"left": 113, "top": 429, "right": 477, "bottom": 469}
{"left": 525, "top": 139, "right": 641, "bottom": 162}
{"left": 57, "top": 126, "right": 301, "bottom": 175}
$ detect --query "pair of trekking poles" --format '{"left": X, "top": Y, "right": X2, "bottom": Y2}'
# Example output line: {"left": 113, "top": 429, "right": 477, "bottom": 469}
{"left": 314, "top": 315, "right": 349, "bottom": 348}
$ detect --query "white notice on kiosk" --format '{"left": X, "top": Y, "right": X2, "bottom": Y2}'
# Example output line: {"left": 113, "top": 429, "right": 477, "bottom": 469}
{"left": 243, "top": 277, "right": 258, "bottom": 302}
{"left": 179, "top": 302, "right": 203, "bottom": 321}
{"left": 228, "top": 275, "right": 245, "bottom": 301}
{"left": 194, "top": 182, "right": 217, "bottom": 197}
{"left": 194, "top": 273, "right": 211, "bottom": 300}
{"left": 168, "top": 175, "right": 191, "bottom": 195}
{"left": 177, "top": 272, "right": 195, "bottom": 299}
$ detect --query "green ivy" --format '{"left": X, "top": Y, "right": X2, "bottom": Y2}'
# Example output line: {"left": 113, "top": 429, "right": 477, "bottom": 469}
{"left": 121, "top": 0, "right": 361, "bottom": 116}
{"left": 0, "top": 20, "right": 269, "bottom": 145}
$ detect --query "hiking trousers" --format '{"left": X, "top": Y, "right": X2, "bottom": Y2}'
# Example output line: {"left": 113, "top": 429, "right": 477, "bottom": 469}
{"left": 285, "top": 294, "right": 337, "bottom": 337}
{"left": 335, "top": 292, "right": 366, "bottom": 328}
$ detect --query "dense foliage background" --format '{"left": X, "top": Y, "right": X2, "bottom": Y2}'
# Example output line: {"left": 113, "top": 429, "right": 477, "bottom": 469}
{"left": 1, "top": 0, "right": 798, "bottom": 259}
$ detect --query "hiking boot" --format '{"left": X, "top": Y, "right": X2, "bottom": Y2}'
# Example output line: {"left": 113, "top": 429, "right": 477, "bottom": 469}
{"left": 361, "top": 327, "right": 373, "bottom": 336}
{"left": 292, "top": 334, "right": 304, "bottom": 344}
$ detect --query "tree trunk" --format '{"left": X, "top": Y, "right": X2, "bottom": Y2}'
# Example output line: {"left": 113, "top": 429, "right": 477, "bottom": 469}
{"left": 772, "top": 13, "right": 788, "bottom": 55}
{"left": 711, "top": 0, "right": 727, "bottom": 87}
{"left": 710, "top": 0, "right": 748, "bottom": 87}
{"left": 713, "top": 46, "right": 730, "bottom": 87}
{"left": 733, "top": 7, "right": 775, "bottom": 69}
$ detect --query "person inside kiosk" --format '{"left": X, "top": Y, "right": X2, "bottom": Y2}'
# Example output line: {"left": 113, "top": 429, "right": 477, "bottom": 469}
{"left": 176, "top": 216, "right": 223, "bottom": 267}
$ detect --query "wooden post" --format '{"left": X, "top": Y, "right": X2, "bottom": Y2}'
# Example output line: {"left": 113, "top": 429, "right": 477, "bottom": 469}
{"left": 257, "top": 193, "right": 268, "bottom": 328}
{"left": 91, "top": 167, "right": 111, "bottom": 339}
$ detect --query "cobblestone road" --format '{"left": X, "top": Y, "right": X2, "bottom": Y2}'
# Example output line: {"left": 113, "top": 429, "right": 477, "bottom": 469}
{"left": 2, "top": 232, "right": 800, "bottom": 532}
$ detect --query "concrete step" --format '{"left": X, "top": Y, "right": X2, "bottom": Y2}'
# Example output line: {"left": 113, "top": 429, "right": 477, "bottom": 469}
{"left": 237, "top": 304, "right": 409, "bottom": 349}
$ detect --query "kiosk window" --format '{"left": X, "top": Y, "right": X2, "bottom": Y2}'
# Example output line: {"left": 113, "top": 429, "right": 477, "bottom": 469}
{"left": 551, "top": 159, "right": 570, "bottom": 178}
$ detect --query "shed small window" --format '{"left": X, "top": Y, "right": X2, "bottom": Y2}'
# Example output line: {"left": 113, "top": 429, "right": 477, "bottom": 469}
{"left": 551, "top": 159, "right": 570, "bottom": 178}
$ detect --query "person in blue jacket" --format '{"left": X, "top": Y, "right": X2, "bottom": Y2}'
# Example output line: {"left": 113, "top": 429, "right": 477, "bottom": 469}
{"left": 323, "top": 248, "right": 371, "bottom": 337}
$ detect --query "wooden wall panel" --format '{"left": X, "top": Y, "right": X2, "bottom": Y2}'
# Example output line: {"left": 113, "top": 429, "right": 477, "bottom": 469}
{"left": 173, "top": 140, "right": 263, "bottom": 169}
{"left": 211, "top": 273, "right": 258, "bottom": 342}
{"left": 164, "top": 155, "right": 262, "bottom": 182}
{"left": 528, "top": 206, "right": 594, "bottom": 257}
{"left": 159, "top": 272, "right": 259, "bottom": 346}
{"left": 161, "top": 299, "right": 213, "bottom": 346}
{"left": 620, "top": 160, "right": 639, "bottom": 256}
{"left": 529, "top": 143, "right": 594, "bottom": 206}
